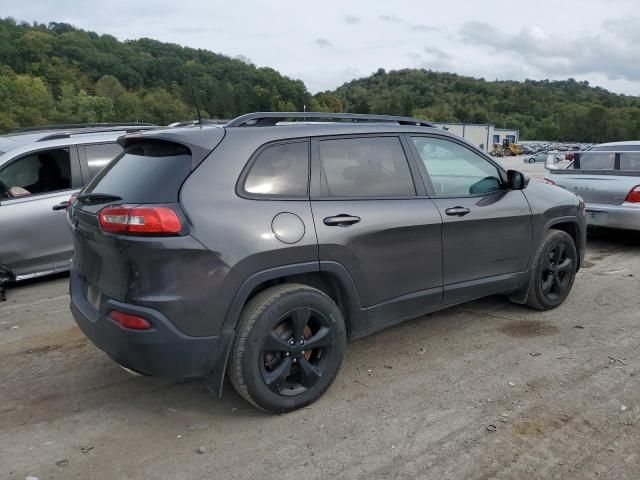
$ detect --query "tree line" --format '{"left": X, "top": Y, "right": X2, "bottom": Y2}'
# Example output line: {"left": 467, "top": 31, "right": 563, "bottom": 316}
{"left": 1, "top": 18, "right": 640, "bottom": 142}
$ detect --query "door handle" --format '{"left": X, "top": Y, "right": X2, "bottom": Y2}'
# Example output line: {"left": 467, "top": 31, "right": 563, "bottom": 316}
{"left": 52, "top": 201, "right": 68, "bottom": 211}
{"left": 444, "top": 206, "right": 470, "bottom": 217}
{"left": 323, "top": 214, "right": 361, "bottom": 227}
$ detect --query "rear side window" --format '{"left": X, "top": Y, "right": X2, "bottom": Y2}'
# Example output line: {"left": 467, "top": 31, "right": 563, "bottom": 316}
{"left": 574, "top": 152, "right": 615, "bottom": 170}
{"left": 619, "top": 153, "right": 640, "bottom": 171}
{"left": 84, "top": 143, "right": 123, "bottom": 178}
{"left": 84, "top": 141, "right": 191, "bottom": 203}
{"left": 317, "top": 136, "right": 415, "bottom": 197}
{"left": 242, "top": 141, "right": 309, "bottom": 197}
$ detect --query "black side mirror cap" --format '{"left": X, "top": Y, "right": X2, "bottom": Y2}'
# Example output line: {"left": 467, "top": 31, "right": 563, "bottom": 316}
{"left": 507, "top": 170, "right": 530, "bottom": 190}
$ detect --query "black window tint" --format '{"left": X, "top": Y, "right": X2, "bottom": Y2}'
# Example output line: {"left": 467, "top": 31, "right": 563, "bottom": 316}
{"left": 243, "top": 141, "right": 309, "bottom": 197}
{"left": 85, "top": 143, "right": 123, "bottom": 178}
{"left": 575, "top": 152, "right": 615, "bottom": 169}
{"left": 318, "top": 137, "right": 415, "bottom": 197}
{"left": 85, "top": 141, "right": 191, "bottom": 203}
{"left": 411, "top": 137, "right": 503, "bottom": 196}
{"left": 0, "top": 148, "right": 71, "bottom": 196}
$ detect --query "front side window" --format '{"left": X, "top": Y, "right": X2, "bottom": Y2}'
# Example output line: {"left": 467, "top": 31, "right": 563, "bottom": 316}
{"left": 243, "top": 141, "right": 309, "bottom": 197}
{"left": 85, "top": 143, "right": 123, "bottom": 178}
{"left": 0, "top": 148, "right": 71, "bottom": 198}
{"left": 317, "top": 136, "right": 415, "bottom": 197}
{"left": 411, "top": 137, "right": 503, "bottom": 196}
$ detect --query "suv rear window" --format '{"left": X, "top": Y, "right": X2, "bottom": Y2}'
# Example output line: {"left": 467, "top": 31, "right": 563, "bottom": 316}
{"left": 317, "top": 136, "right": 415, "bottom": 197}
{"left": 242, "top": 141, "right": 309, "bottom": 197}
{"left": 84, "top": 141, "right": 191, "bottom": 203}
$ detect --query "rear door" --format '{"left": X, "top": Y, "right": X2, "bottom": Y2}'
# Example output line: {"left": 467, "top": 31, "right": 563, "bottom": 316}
{"left": 0, "top": 146, "right": 81, "bottom": 278}
{"left": 310, "top": 134, "right": 443, "bottom": 330}
{"left": 408, "top": 135, "right": 532, "bottom": 305}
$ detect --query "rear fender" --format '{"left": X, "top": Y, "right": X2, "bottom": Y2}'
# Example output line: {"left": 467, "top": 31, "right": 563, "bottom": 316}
{"left": 205, "top": 261, "right": 365, "bottom": 397}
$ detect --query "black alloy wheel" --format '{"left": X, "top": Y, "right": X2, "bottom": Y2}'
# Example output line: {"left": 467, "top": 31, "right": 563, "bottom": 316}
{"left": 540, "top": 242, "right": 573, "bottom": 301}
{"left": 260, "top": 307, "right": 334, "bottom": 396}
{"left": 229, "top": 284, "right": 346, "bottom": 413}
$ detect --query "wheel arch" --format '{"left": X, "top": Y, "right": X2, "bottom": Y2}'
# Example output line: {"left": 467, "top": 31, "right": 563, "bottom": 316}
{"left": 545, "top": 217, "right": 582, "bottom": 270}
{"left": 206, "top": 261, "right": 365, "bottom": 397}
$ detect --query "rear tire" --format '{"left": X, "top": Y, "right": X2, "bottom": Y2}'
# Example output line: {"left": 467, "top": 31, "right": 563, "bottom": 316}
{"left": 528, "top": 157, "right": 536, "bottom": 164}
{"left": 525, "top": 230, "right": 577, "bottom": 310}
{"left": 228, "top": 284, "right": 346, "bottom": 413}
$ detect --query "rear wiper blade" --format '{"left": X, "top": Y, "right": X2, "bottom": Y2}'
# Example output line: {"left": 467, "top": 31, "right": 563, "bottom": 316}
{"left": 77, "top": 192, "right": 122, "bottom": 204}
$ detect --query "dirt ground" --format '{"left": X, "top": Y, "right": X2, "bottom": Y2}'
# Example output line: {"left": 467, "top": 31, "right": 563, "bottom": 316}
{"left": 2, "top": 161, "right": 640, "bottom": 480}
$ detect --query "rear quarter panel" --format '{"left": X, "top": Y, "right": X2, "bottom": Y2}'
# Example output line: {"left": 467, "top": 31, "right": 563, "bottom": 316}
{"left": 179, "top": 129, "right": 319, "bottom": 335}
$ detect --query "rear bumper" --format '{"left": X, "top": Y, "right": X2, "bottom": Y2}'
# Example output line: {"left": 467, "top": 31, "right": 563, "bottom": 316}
{"left": 70, "top": 271, "right": 222, "bottom": 379}
{"left": 585, "top": 202, "right": 640, "bottom": 231}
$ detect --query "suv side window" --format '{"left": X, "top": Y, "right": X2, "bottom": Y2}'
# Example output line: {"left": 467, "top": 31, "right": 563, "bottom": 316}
{"left": 84, "top": 143, "right": 123, "bottom": 179}
{"left": 242, "top": 141, "right": 309, "bottom": 197}
{"left": 411, "top": 137, "right": 504, "bottom": 196}
{"left": 0, "top": 148, "right": 72, "bottom": 198}
{"left": 317, "top": 136, "right": 415, "bottom": 197}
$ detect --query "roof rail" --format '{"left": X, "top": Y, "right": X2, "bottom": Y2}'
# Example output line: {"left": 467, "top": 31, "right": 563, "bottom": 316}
{"left": 36, "top": 125, "right": 157, "bottom": 142}
{"left": 225, "top": 112, "right": 435, "bottom": 128}
{"left": 11, "top": 122, "right": 155, "bottom": 134}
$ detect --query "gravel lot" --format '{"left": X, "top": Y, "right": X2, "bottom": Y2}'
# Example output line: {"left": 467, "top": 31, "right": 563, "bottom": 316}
{"left": 2, "top": 160, "right": 639, "bottom": 480}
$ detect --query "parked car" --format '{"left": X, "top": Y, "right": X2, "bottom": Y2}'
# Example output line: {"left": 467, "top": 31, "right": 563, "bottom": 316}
{"left": 524, "top": 152, "right": 562, "bottom": 164}
{"left": 544, "top": 141, "right": 640, "bottom": 231}
{"left": 0, "top": 123, "right": 154, "bottom": 281}
{"left": 69, "top": 112, "right": 586, "bottom": 413}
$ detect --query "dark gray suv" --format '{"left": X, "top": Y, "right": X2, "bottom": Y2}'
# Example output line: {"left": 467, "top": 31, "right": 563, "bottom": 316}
{"left": 69, "top": 112, "right": 586, "bottom": 413}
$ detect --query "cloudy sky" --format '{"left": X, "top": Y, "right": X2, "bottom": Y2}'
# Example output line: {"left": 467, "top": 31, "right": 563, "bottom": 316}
{"left": 4, "top": 0, "right": 640, "bottom": 95}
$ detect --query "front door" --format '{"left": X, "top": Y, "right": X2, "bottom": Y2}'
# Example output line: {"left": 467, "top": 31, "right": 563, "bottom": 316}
{"left": 0, "top": 146, "right": 81, "bottom": 279}
{"left": 408, "top": 135, "right": 532, "bottom": 305}
{"left": 310, "top": 135, "right": 443, "bottom": 330}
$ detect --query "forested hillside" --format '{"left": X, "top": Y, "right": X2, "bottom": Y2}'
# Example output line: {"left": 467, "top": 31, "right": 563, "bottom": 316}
{"left": 327, "top": 68, "right": 640, "bottom": 142}
{"left": 0, "top": 18, "right": 311, "bottom": 130}
{"left": 2, "top": 18, "right": 640, "bottom": 142}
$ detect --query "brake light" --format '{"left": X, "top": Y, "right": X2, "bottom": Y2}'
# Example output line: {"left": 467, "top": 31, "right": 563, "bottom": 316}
{"left": 110, "top": 310, "right": 152, "bottom": 329}
{"left": 98, "top": 205, "right": 182, "bottom": 234}
{"left": 543, "top": 178, "right": 556, "bottom": 186}
{"left": 625, "top": 185, "right": 640, "bottom": 203}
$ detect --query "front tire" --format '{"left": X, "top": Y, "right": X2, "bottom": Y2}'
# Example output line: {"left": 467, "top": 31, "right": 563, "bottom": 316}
{"left": 525, "top": 230, "right": 577, "bottom": 310}
{"left": 528, "top": 157, "right": 536, "bottom": 164}
{"left": 228, "top": 284, "right": 346, "bottom": 413}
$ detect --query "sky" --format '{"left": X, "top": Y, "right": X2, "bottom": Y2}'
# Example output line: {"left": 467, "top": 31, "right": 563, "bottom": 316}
{"left": 3, "top": 0, "right": 640, "bottom": 95}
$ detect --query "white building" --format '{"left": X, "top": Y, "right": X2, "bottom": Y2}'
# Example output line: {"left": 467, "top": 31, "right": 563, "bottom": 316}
{"left": 432, "top": 123, "right": 519, "bottom": 152}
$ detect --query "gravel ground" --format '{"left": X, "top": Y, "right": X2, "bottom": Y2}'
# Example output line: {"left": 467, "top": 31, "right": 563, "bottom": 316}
{"left": 2, "top": 161, "right": 639, "bottom": 480}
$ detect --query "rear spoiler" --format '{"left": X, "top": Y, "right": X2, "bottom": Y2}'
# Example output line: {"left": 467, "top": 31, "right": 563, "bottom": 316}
{"left": 545, "top": 149, "right": 640, "bottom": 175}
{"left": 117, "top": 127, "right": 226, "bottom": 169}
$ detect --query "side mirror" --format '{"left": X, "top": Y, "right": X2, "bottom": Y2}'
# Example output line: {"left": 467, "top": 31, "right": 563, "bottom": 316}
{"left": 507, "top": 170, "right": 529, "bottom": 190}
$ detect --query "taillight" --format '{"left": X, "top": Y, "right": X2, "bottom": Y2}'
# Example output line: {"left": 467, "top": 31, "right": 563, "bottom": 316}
{"left": 98, "top": 205, "right": 182, "bottom": 235}
{"left": 543, "top": 178, "right": 556, "bottom": 186}
{"left": 625, "top": 185, "right": 640, "bottom": 203}
{"left": 110, "top": 310, "right": 152, "bottom": 329}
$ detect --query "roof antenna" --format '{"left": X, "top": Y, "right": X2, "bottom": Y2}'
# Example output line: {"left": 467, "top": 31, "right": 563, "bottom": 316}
{"left": 191, "top": 87, "right": 202, "bottom": 125}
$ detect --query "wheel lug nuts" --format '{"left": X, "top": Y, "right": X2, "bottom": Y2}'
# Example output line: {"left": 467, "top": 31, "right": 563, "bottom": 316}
{"left": 301, "top": 350, "right": 305, "bottom": 355}
{"left": 293, "top": 358, "right": 297, "bottom": 363}
{"left": 285, "top": 352, "right": 290, "bottom": 357}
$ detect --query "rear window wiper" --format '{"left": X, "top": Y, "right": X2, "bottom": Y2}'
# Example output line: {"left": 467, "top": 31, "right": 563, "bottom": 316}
{"left": 77, "top": 192, "right": 123, "bottom": 205}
